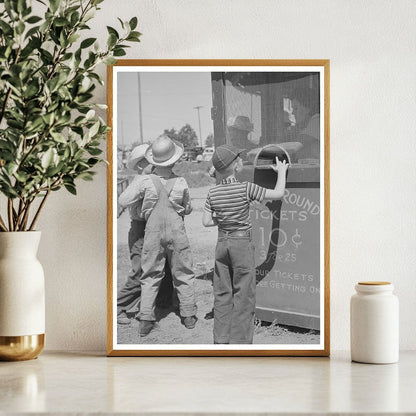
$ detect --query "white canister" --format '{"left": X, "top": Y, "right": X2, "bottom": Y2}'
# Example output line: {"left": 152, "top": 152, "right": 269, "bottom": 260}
{"left": 350, "top": 281, "right": 399, "bottom": 364}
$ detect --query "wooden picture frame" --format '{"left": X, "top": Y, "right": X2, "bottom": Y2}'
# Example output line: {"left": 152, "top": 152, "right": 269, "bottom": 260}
{"left": 107, "top": 60, "right": 330, "bottom": 356}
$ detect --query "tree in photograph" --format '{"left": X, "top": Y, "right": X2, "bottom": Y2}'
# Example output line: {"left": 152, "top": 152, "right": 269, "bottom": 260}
{"left": 177, "top": 124, "right": 197, "bottom": 148}
{"left": 163, "top": 127, "right": 179, "bottom": 142}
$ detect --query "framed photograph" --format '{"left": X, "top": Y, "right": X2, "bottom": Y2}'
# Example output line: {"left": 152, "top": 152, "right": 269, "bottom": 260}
{"left": 107, "top": 60, "right": 330, "bottom": 356}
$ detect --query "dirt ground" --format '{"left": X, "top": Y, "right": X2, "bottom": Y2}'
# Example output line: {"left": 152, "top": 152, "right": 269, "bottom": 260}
{"left": 116, "top": 185, "right": 320, "bottom": 345}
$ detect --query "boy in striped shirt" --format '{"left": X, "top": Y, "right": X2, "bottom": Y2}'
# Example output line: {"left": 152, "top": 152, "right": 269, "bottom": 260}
{"left": 203, "top": 144, "right": 288, "bottom": 344}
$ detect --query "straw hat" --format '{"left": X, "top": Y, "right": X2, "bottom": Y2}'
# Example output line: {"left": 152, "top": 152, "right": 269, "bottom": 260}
{"left": 145, "top": 135, "right": 184, "bottom": 167}
{"left": 127, "top": 144, "right": 149, "bottom": 170}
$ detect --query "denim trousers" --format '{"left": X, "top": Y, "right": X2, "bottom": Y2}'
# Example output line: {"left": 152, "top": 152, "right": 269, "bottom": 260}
{"left": 213, "top": 233, "right": 256, "bottom": 344}
{"left": 117, "top": 220, "right": 173, "bottom": 315}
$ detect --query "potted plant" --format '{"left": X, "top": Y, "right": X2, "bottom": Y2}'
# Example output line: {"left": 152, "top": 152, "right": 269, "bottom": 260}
{"left": 0, "top": 0, "right": 140, "bottom": 360}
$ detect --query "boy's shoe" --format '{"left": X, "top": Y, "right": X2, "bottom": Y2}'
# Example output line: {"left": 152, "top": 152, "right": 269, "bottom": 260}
{"left": 117, "top": 311, "right": 131, "bottom": 325}
{"left": 139, "top": 320, "right": 155, "bottom": 336}
{"left": 183, "top": 316, "right": 197, "bottom": 329}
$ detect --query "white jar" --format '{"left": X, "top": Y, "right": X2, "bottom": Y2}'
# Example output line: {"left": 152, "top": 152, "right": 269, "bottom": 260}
{"left": 350, "top": 281, "right": 399, "bottom": 364}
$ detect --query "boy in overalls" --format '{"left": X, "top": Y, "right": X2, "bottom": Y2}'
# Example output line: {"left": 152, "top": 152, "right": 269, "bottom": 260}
{"left": 117, "top": 145, "right": 173, "bottom": 324}
{"left": 136, "top": 135, "right": 197, "bottom": 336}
{"left": 203, "top": 144, "right": 288, "bottom": 344}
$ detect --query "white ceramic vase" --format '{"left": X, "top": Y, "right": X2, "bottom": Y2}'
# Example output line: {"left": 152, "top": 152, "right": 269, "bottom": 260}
{"left": 0, "top": 231, "right": 45, "bottom": 360}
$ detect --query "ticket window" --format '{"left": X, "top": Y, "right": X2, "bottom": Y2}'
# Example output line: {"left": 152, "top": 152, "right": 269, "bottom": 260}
{"left": 211, "top": 72, "right": 321, "bottom": 329}
{"left": 211, "top": 72, "right": 321, "bottom": 165}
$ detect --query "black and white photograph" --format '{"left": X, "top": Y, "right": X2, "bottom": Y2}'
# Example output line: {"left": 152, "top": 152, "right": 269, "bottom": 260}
{"left": 107, "top": 61, "right": 329, "bottom": 355}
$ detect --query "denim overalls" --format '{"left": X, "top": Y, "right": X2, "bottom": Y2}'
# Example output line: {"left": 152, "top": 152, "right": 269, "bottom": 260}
{"left": 138, "top": 175, "right": 196, "bottom": 322}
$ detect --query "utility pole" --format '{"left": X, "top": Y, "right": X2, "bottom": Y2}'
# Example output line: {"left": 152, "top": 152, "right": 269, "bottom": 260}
{"left": 137, "top": 73, "right": 144, "bottom": 143}
{"left": 194, "top": 105, "right": 203, "bottom": 147}
{"left": 121, "top": 120, "right": 125, "bottom": 146}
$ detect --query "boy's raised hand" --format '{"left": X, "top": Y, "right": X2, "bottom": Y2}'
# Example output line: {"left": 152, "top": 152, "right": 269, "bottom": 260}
{"left": 271, "top": 157, "right": 289, "bottom": 173}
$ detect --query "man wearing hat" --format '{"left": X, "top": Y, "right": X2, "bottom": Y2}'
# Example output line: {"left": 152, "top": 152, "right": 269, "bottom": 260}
{"left": 227, "top": 115, "right": 257, "bottom": 152}
{"left": 118, "top": 144, "right": 173, "bottom": 324}
{"left": 202, "top": 144, "right": 288, "bottom": 344}
{"left": 132, "top": 135, "right": 197, "bottom": 336}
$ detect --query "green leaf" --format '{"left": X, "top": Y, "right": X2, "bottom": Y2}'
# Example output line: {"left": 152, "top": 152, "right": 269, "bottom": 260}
{"left": 24, "top": 25, "right": 39, "bottom": 39}
{"left": 48, "top": 76, "right": 60, "bottom": 92}
{"left": 49, "top": 0, "right": 60, "bottom": 13}
{"left": 54, "top": 17, "right": 69, "bottom": 27}
{"left": 113, "top": 47, "right": 126, "bottom": 57}
{"left": 106, "top": 26, "right": 119, "bottom": 39}
{"left": 89, "top": 121, "right": 100, "bottom": 138}
{"left": 68, "top": 33, "right": 80, "bottom": 44}
{"left": 63, "top": 147, "right": 70, "bottom": 160}
{"left": 80, "top": 37, "right": 96, "bottom": 49}
{"left": 59, "top": 29, "right": 67, "bottom": 47}
{"left": 5, "top": 162, "right": 18, "bottom": 176}
{"left": 0, "top": 20, "right": 13, "bottom": 35}
{"left": 64, "top": 183, "right": 77, "bottom": 195}
{"left": 126, "top": 32, "right": 141, "bottom": 42}
{"left": 45, "top": 165, "right": 62, "bottom": 177}
{"left": 70, "top": 11, "right": 80, "bottom": 26}
{"left": 87, "top": 147, "right": 102, "bottom": 156}
{"left": 107, "top": 33, "right": 117, "bottom": 49}
{"left": 117, "top": 17, "right": 125, "bottom": 29}
{"left": 103, "top": 56, "right": 117, "bottom": 65}
{"left": 85, "top": 109, "right": 95, "bottom": 120}
{"left": 16, "top": 21, "right": 25, "bottom": 35}
{"left": 50, "top": 131, "right": 67, "bottom": 143}
{"left": 25, "top": 117, "right": 44, "bottom": 133}
{"left": 17, "top": 0, "right": 26, "bottom": 14}
{"left": 26, "top": 15, "right": 42, "bottom": 24}
{"left": 77, "top": 171, "right": 94, "bottom": 181}
{"left": 4, "top": 1, "right": 16, "bottom": 19}
{"left": 129, "top": 16, "right": 138, "bottom": 30}
{"left": 14, "top": 171, "right": 28, "bottom": 183}
{"left": 42, "top": 113, "right": 55, "bottom": 125}
{"left": 41, "top": 148, "right": 55, "bottom": 169}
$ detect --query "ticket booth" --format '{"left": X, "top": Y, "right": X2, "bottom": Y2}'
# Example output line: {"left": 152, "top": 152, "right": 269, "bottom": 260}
{"left": 211, "top": 71, "right": 321, "bottom": 330}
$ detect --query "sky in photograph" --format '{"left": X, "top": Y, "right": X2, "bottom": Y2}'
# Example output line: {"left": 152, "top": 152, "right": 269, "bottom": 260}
{"left": 117, "top": 72, "right": 213, "bottom": 147}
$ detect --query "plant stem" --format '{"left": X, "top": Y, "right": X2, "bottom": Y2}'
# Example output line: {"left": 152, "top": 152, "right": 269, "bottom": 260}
{"left": 28, "top": 190, "right": 50, "bottom": 231}
{"left": 7, "top": 199, "right": 14, "bottom": 231}
{"left": 0, "top": 214, "right": 8, "bottom": 232}
{"left": 15, "top": 199, "right": 28, "bottom": 231}
{"left": 20, "top": 200, "right": 33, "bottom": 231}
{"left": 14, "top": 199, "right": 23, "bottom": 230}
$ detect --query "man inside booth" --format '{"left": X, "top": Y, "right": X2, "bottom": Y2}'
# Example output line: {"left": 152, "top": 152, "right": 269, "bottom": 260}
{"left": 227, "top": 115, "right": 257, "bottom": 153}
{"left": 288, "top": 87, "right": 320, "bottom": 162}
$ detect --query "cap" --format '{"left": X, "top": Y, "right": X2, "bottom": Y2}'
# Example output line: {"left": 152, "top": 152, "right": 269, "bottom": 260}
{"left": 212, "top": 144, "right": 244, "bottom": 172}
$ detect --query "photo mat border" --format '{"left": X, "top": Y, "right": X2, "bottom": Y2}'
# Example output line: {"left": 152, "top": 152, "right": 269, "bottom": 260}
{"left": 107, "top": 59, "right": 330, "bottom": 357}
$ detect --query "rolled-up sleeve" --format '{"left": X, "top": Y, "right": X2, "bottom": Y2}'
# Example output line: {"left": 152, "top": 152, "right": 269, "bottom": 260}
{"left": 182, "top": 186, "right": 192, "bottom": 215}
{"left": 204, "top": 193, "right": 212, "bottom": 213}
{"left": 118, "top": 176, "right": 145, "bottom": 207}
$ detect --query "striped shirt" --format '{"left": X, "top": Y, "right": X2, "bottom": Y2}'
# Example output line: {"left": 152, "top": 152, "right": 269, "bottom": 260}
{"left": 204, "top": 177, "right": 266, "bottom": 232}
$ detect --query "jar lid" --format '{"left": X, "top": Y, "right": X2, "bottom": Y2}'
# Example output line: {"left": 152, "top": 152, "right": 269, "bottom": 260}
{"left": 355, "top": 281, "right": 394, "bottom": 293}
{"left": 358, "top": 281, "right": 391, "bottom": 285}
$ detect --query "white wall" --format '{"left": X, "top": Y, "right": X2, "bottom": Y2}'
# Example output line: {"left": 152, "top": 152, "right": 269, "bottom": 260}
{"left": 35, "top": 0, "right": 416, "bottom": 351}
